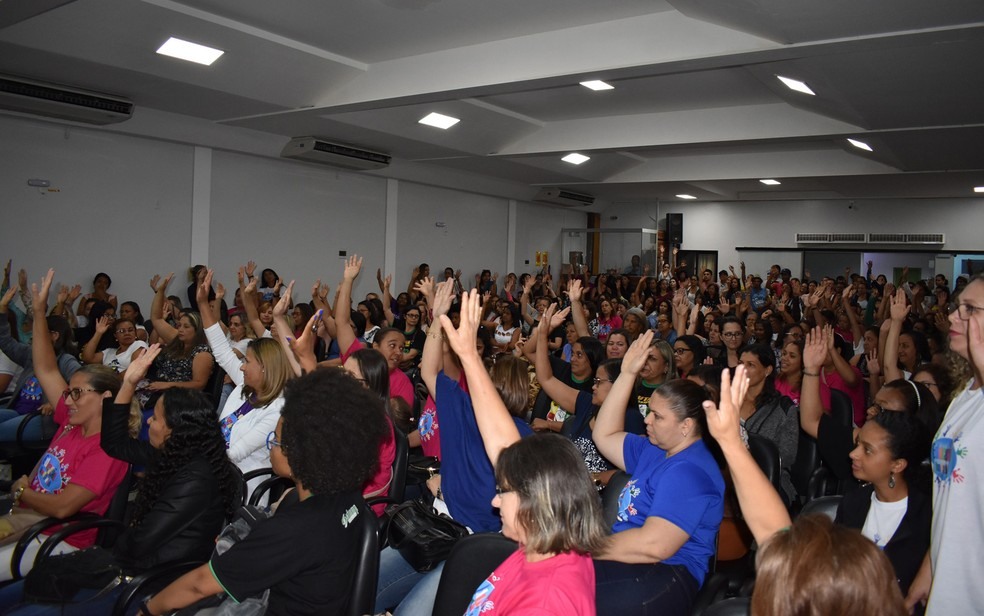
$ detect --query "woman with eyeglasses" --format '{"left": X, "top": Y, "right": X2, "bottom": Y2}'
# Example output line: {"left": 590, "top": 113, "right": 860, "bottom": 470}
{"left": 531, "top": 304, "right": 620, "bottom": 487}
{"left": 80, "top": 315, "right": 148, "bottom": 372}
{"left": 0, "top": 270, "right": 129, "bottom": 581}
{"left": 196, "top": 271, "right": 293, "bottom": 497}
{"left": 799, "top": 326, "right": 939, "bottom": 598}
{"left": 673, "top": 335, "right": 706, "bottom": 379}
{"left": 146, "top": 272, "right": 214, "bottom": 400}
{"left": 717, "top": 315, "right": 745, "bottom": 371}
{"left": 398, "top": 306, "right": 426, "bottom": 370}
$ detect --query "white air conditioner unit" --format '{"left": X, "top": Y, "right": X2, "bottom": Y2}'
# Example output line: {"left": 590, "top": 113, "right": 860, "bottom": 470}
{"left": 280, "top": 137, "right": 390, "bottom": 170}
{"left": 534, "top": 188, "right": 595, "bottom": 208}
{"left": 869, "top": 233, "right": 945, "bottom": 245}
{"left": 0, "top": 74, "right": 133, "bottom": 125}
{"left": 795, "top": 232, "right": 865, "bottom": 244}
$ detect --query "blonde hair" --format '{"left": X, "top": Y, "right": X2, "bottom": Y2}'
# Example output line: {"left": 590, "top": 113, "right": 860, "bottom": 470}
{"left": 244, "top": 338, "right": 293, "bottom": 407}
{"left": 488, "top": 355, "right": 530, "bottom": 417}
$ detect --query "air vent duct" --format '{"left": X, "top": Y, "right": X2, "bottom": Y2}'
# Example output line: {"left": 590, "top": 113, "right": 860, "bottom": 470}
{"left": 533, "top": 188, "right": 595, "bottom": 208}
{"left": 869, "top": 233, "right": 944, "bottom": 244}
{"left": 280, "top": 137, "right": 390, "bottom": 170}
{"left": 795, "top": 232, "right": 865, "bottom": 244}
{"left": 0, "top": 74, "right": 133, "bottom": 125}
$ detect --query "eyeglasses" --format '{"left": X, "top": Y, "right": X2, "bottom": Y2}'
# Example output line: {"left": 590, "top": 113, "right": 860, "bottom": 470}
{"left": 592, "top": 376, "right": 615, "bottom": 385}
{"left": 62, "top": 388, "right": 98, "bottom": 401}
{"left": 673, "top": 348, "right": 691, "bottom": 355}
{"left": 266, "top": 431, "right": 283, "bottom": 451}
{"left": 722, "top": 332, "right": 743, "bottom": 339}
{"left": 495, "top": 486, "right": 513, "bottom": 495}
{"left": 116, "top": 328, "right": 136, "bottom": 334}
{"left": 950, "top": 304, "right": 984, "bottom": 320}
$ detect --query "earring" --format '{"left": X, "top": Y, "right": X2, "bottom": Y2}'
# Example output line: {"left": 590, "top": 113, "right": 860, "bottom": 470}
{"left": 888, "top": 471, "right": 896, "bottom": 489}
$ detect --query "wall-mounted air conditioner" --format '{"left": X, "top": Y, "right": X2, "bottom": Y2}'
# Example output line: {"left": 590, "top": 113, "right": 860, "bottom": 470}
{"left": 794, "top": 232, "right": 865, "bottom": 244}
{"left": 280, "top": 137, "right": 390, "bottom": 170}
{"left": 534, "top": 188, "right": 595, "bottom": 208}
{"left": 0, "top": 74, "right": 133, "bottom": 125}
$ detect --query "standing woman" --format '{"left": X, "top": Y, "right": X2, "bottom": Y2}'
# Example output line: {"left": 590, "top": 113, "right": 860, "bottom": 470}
{"left": 592, "top": 330, "right": 724, "bottom": 616}
{"left": 146, "top": 273, "right": 214, "bottom": 400}
{"left": 906, "top": 276, "right": 984, "bottom": 614}
{"left": 197, "top": 271, "right": 291, "bottom": 495}
{"left": 75, "top": 272, "right": 117, "bottom": 316}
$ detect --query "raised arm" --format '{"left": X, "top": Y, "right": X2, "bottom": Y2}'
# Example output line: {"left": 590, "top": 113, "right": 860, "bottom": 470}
{"left": 826, "top": 324, "right": 859, "bottom": 387}
{"left": 419, "top": 278, "right": 453, "bottom": 398}
{"left": 533, "top": 304, "right": 578, "bottom": 422}
{"left": 270, "top": 280, "right": 303, "bottom": 377}
{"left": 380, "top": 272, "right": 396, "bottom": 325}
{"left": 239, "top": 267, "right": 266, "bottom": 336}
{"left": 882, "top": 288, "right": 908, "bottom": 382}
{"left": 333, "top": 255, "right": 362, "bottom": 355}
{"left": 519, "top": 276, "right": 536, "bottom": 327}
{"left": 594, "top": 330, "right": 654, "bottom": 470}
{"left": 149, "top": 273, "right": 178, "bottom": 344}
{"left": 439, "top": 290, "right": 521, "bottom": 467}
{"left": 799, "top": 326, "right": 828, "bottom": 438}
{"left": 198, "top": 270, "right": 244, "bottom": 385}
{"left": 287, "top": 311, "right": 323, "bottom": 375}
{"left": 81, "top": 315, "right": 112, "bottom": 365}
{"left": 705, "top": 365, "right": 792, "bottom": 545}
{"left": 0, "top": 285, "right": 31, "bottom": 366}
{"left": 841, "top": 287, "right": 864, "bottom": 351}
{"left": 30, "top": 269, "right": 70, "bottom": 402}
{"left": 568, "top": 279, "right": 590, "bottom": 339}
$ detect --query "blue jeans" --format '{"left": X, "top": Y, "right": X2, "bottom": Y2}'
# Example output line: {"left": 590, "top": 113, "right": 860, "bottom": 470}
{"left": 0, "top": 409, "right": 44, "bottom": 443}
{"left": 0, "top": 580, "right": 128, "bottom": 615}
{"left": 594, "top": 560, "right": 698, "bottom": 616}
{"left": 375, "top": 546, "right": 444, "bottom": 616}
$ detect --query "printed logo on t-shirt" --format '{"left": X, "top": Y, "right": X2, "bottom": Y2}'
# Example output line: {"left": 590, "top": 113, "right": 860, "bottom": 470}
{"left": 419, "top": 404, "right": 438, "bottom": 443}
{"left": 465, "top": 576, "right": 497, "bottom": 615}
{"left": 340, "top": 504, "right": 359, "bottom": 528}
{"left": 546, "top": 400, "right": 569, "bottom": 423}
{"left": 13, "top": 376, "right": 42, "bottom": 415}
{"left": 616, "top": 479, "right": 641, "bottom": 522}
{"left": 932, "top": 425, "right": 967, "bottom": 485}
{"left": 33, "top": 450, "right": 67, "bottom": 493}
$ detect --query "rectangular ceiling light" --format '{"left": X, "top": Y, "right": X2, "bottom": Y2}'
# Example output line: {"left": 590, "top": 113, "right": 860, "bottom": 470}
{"left": 580, "top": 80, "right": 614, "bottom": 91}
{"left": 562, "top": 153, "right": 590, "bottom": 165}
{"left": 675, "top": 194, "right": 697, "bottom": 200}
{"left": 760, "top": 179, "right": 781, "bottom": 185}
{"left": 418, "top": 112, "right": 460, "bottom": 129}
{"left": 847, "top": 138, "right": 873, "bottom": 152}
{"left": 776, "top": 75, "right": 815, "bottom": 96}
{"left": 156, "top": 37, "right": 224, "bottom": 66}
{"left": 975, "top": 186, "right": 984, "bottom": 193}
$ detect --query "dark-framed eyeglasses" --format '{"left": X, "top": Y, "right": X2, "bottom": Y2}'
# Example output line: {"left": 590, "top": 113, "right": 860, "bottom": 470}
{"left": 950, "top": 303, "right": 984, "bottom": 320}
{"left": 63, "top": 387, "right": 97, "bottom": 401}
{"left": 592, "top": 376, "right": 615, "bottom": 385}
{"left": 673, "top": 347, "right": 691, "bottom": 355}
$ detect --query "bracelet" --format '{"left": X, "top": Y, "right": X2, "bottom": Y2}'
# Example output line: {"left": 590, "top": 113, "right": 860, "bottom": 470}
{"left": 427, "top": 330, "right": 443, "bottom": 340}
{"left": 802, "top": 371, "right": 819, "bottom": 377}
{"left": 12, "top": 486, "right": 25, "bottom": 505}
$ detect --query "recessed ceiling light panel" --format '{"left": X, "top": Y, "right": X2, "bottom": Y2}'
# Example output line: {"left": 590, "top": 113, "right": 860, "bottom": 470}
{"left": 418, "top": 112, "right": 460, "bottom": 129}
{"left": 975, "top": 186, "right": 984, "bottom": 193}
{"left": 156, "top": 37, "right": 224, "bottom": 66}
{"left": 776, "top": 75, "right": 815, "bottom": 96}
{"left": 847, "top": 138, "right": 873, "bottom": 152}
{"left": 562, "top": 153, "right": 590, "bottom": 165}
{"left": 675, "top": 194, "right": 697, "bottom": 200}
{"left": 580, "top": 80, "right": 614, "bottom": 91}
{"left": 760, "top": 179, "right": 781, "bottom": 186}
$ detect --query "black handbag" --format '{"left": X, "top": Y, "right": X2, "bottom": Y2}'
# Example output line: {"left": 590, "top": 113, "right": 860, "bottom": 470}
{"left": 384, "top": 498, "right": 469, "bottom": 572}
{"left": 23, "top": 546, "right": 122, "bottom": 604}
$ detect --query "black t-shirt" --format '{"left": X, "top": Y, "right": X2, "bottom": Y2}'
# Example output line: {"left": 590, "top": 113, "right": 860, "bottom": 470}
{"left": 210, "top": 490, "right": 364, "bottom": 616}
{"left": 624, "top": 381, "right": 661, "bottom": 435}
{"left": 531, "top": 356, "right": 592, "bottom": 422}
{"left": 401, "top": 328, "right": 426, "bottom": 366}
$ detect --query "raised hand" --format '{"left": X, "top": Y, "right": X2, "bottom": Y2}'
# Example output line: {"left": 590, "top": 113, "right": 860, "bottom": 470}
{"left": 195, "top": 269, "right": 213, "bottom": 309}
{"left": 94, "top": 315, "right": 112, "bottom": 335}
{"left": 287, "top": 310, "right": 323, "bottom": 374}
{"left": 438, "top": 289, "right": 482, "bottom": 360}
{"left": 30, "top": 269, "right": 55, "bottom": 314}
{"left": 414, "top": 277, "right": 436, "bottom": 306}
{"left": 889, "top": 288, "right": 910, "bottom": 322}
{"left": 17, "top": 269, "right": 27, "bottom": 291}
{"left": 244, "top": 276, "right": 258, "bottom": 295}
{"left": 522, "top": 276, "right": 535, "bottom": 296}
{"left": 150, "top": 273, "right": 174, "bottom": 294}
{"left": 431, "top": 279, "right": 455, "bottom": 318}
{"left": 866, "top": 348, "right": 881, "bottom": 377}
{"left": 568, "top": 278, "right": 583, "bottom": 303}
{"left": 718, "top": 294, "right": 730, "bottom": 314}
{"left": 803, "top": 326, "right": 828, "bottom": 371}
{"left": 67, "top": 284, "right": 82, "bottom": 303}
{"left": 539, "top": 303, "right": 570, "bottom": 332}
{"left": 245, "top": 260, "right": 257, "bottom": 279}
{"left": 703, "top": 365, "right": 750, "bottom": 449}
{"left": 343, "top": 255, "right": 363, "bottom": 281}
{"left": 273, "top": 281, "right": 295, "bottom": 316}
{"left": 123, "top": 343, "right": 161, "bottom": 387}
{"left": 622, "top": 330, "right": 655, "bottom": 377}
{"left": 215, "top": 282, "right": 226, "bottom": 302}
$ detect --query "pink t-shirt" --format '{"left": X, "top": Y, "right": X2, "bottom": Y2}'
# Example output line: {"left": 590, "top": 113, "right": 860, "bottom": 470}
{"left": 775, "top": 379, "right": 800, "bottom": 405}
{"left": 23, "top": 398, "right": 129, "bottom": 547}
{"left": 364, "top": 415, "right": 396, "bottom": 517}
{"left": 465, "top": 549, "right": 596, "bottom": 615}
{"left": 341, "top": 340, "right": 414, "bottom": 407}
{"left": 820, "top": 366, "right": 867, "bottom": 427}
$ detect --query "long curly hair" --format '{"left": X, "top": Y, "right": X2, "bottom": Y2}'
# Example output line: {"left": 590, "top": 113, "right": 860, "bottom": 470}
{"left": 130, "top": 389, "right": 238, "bottom": 527}
{"left": 280, "top": 368, "right": 388, "bottom": 495}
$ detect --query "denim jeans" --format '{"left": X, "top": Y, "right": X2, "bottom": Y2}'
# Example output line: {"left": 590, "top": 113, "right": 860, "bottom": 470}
{"left": 375, "top": 546, "right": 445, "bottom": 616}
{"left": 0, "top": 580, "right": 127, "bottom": 616}
{"left": 594, "top": 560, "right": 698, "bottom": 616}
{"left": 0, "top": 409, "right": 43, "bottom": 443}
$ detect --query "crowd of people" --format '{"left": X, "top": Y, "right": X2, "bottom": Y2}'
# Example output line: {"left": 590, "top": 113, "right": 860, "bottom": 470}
{"left": 0, "top": 253, "right": 977, "bottom": 615}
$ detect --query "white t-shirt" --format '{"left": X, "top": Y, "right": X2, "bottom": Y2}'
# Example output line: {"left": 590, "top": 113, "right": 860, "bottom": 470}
{"left": 0, "top": 350, "right": 21, "bottom": 394}
{"left": 927, "top": 382, "right": 984, "bottom": 615}
{"left": 101, "top": 341, "right": 149, "bottom": 373}
{"left": 861, "top": 493, "right": 907, "bottom": 548}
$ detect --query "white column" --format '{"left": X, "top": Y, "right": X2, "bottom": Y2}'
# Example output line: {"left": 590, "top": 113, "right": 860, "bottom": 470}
{"left": 507, "top": 199, "right": 517, "bottom": 274}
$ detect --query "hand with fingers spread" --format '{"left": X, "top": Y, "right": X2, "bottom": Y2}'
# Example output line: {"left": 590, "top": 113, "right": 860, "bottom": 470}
{"left": 414, "top": 276, "right": 436, "bottom": 307}
{"left": 431, "top": 279, "right": 456, "bottom": 319}
{"left": 803, "top": 326, "right": 828, "bottom": 373}
{"left": 150, "top": 273, "right": 174, "bottom": 294}
{"left": 122, "top": 344, "right": 162, "bottom": 389}
{"left": 889, "top": 288, "right": 910, "bottom": 322}
{"left": 30, "top": 269, "right": 55, "bottom": 315}
{"left": 621, "top": 330, "right": 656, "bottom": 378}
{"left": 866, "top": 347, "right": 881, "bottom": 377}
{"left": 703, "top": 365, "right": 750, "bottom": 450}
{"left": 67, "top": 284, "right": 82, "bottom": 304}
{"left": 245, "top": 260, "right": 257, "bottom": 279}
{"left": 273, "top": 281, "right": 295, "bottom": 317}
{"left": 438, "top": 289, "right": 482, "bottom": 361}
{"left": 342, "top": 255, "right": 363, "bottom": 281}
{"left": 538, "top": 303, "right": 570, "bottom": 334}
{"left": 94, "top": 315, "right": 112, "bottom": 336}
{"left": 568, "top": 278, "right": 583, "bottom": 303}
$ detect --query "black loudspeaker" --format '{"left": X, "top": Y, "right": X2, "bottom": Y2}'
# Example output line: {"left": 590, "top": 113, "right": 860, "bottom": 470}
{"left": 666, "top": 213, "right": 683, "bottom": 244}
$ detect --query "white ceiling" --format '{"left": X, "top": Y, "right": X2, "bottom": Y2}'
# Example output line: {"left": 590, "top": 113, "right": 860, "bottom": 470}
{"left": 2, "top": 0, "right": 983, "bottom": 206}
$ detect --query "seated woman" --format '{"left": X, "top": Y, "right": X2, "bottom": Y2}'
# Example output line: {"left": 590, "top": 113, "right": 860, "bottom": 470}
{"left": 197, "top": 271, "right": 291, "bottom": 495}
{"left": 774, "top": 338, "right": 804, "bottom": 404}
{"left": 623, "top": 337, "right": 675, "bottom": 436}
{"left": 737, "top": 343, "right": 800, "bottom": 503}
{"left": 592, "top": 330, "right": 725, "bottom": 616}
{"left": 119, "top": 300, "right": 150, "bottom": 342}
{"left": 80, "top": 315, "right": 148, "bottom": 372}
{"left": 0, "top": 283, "right": 81, "bottom": 442}
{"left": 0, "top": 270, "right": 129, "bottom": 581}
{"left": 140, "top": 367, "right": 388, "bottom": 616}
{"left": 491, "top": 304, "right": 521, "bottom": 355}
{"left": 703, "top": 366, "right": 908, "bottom": 616}
{"left": 74, "top": 300, "right": 116, "bottom": 352}
{"left": 142, "top": 273, "right": 214, "bottom": 406}
{"left": 75, "top": 272, "right": 117, "bottom": 317}
{"left": 673, "top": 335, "right": 706, "bottom": 379}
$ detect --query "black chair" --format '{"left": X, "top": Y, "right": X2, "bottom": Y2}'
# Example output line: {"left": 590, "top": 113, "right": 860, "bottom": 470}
{"left": 242, "top": 467, "right": 293, "bottom": 508}
{"left": 828, "top": 389, "right": 855, "bottom": 430}
{"left": 798, "top": 494, "right": 842, "bottom": 521}
{"left": 347, "top": 498, "right": 381, "bottom": 616}
{"left": 747, "top": 435, "right": 782, "bottom": 500}
{"left": 601, "top": 471, "right": 631, "bottom": 528}
{"left": 432, "top": 533, "right": 518, "bottom": 616}
{"left": 202, "top": 366, "right": 227, "bottom": 412}
{"left": 703, "top": 597, "right": 751, "bottom": 616}
{"left": 789, "top": 429, "right": 821, "bottom": 507}
{"left": 389, "top": 426, "right": 410, "bottom": 504}
{"left": 10, "top": 465, "right": 133, "bottom": 580}
{"left": 113, "top": 560, "right": 206, "bottom": 616}
{"left": 0, "top": 411, "right": 58, "bottom": 479}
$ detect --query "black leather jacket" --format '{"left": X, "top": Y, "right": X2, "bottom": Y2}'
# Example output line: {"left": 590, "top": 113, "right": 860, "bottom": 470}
{"left": 100, "top": 400, "right": 228, "bottom": 574}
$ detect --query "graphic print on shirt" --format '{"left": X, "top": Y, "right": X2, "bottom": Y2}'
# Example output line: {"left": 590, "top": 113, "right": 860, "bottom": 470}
{"left": 32, "top": 443, "right": 70, "bottom": 493}
{"left": 637, "top": 393, "right": 652, "bottom": 418}
{"left": 418, "top": 402, "right": 438, "bottom": 442}
{"left": 465, "top": 574, "right": 498, "bottom": 615}
{"left": 13, "top": 376, "right": 42, "bottom": 414}
{"left": 616, "top": 479, "right": 641, "bottom": 522}
{"left": 932, "top": 424, "right": 968, "bottom": 486}
{"left": 545, "top": 400, "right": 570, "bottom": 423}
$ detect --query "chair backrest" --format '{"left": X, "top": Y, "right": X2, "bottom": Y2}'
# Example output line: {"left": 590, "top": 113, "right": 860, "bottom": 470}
{"left": 828, "top": 388, "right": 854, "bottom": 429}
{"left": 347, "top": 499, "right": 380, "bottom": 616}
{"left": 747, "top": 434, "right": 782, "bottom": 497}
{"left": 798, "top": 495, "right": 843, "bottom": 521}
{"left": 203, "top": 365, "right": 227, "bottom": 411}
{"left": 389, "top": 426, "right": 410, "bottom": 504}
{"left": 601, "top": 471, "right": 632, "bottom": 529}
{"left": 789, "top": 430, "right": 820, "bottom": 504}
{"left": 97, "top": 466, "right": 134, "bottom": 547}
{"left": 704, "top": 597, "right": 751, "bottom": 616}
{"left": 432, "top": 533, "right": 518, "bottom": 616}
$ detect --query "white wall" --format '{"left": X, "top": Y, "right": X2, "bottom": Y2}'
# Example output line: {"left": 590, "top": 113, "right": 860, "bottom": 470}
{"left": 0, "top": 114, "right": 584, "bottom": 311}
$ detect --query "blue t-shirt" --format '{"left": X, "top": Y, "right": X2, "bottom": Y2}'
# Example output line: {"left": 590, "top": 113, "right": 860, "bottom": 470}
{"left": 613, "top": 435, "right": 724, "bottom": 585}
{"left": 437, "top": 371, "right": 533, "bottom": 533}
